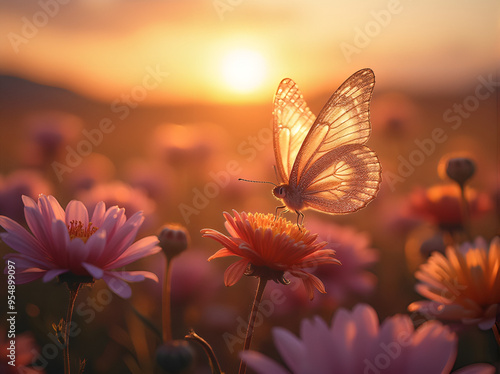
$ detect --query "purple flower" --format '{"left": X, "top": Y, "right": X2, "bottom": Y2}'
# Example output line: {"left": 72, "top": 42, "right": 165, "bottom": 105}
{"left": 240, "top": 304, "right": 495, "bottom": 374}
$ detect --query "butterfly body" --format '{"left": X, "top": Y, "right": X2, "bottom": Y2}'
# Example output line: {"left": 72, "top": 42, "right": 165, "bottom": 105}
{"left": 272, "top": 69, "right": 381, "bottom": 220}
{"left": 272, "top": 184, "right": 304, "bottom": 211}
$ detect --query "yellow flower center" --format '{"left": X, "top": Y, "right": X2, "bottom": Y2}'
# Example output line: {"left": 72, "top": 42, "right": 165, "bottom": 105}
{"left": 247, "top": 213, "right": 310, "bottom": 241}
{"left": 67, "top": 220, "right": 98, "bottom": 243}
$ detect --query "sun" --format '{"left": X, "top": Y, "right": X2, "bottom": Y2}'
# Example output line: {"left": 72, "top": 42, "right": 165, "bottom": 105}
{"left": 221, "top": 49, "right": 267, "bottom": 93}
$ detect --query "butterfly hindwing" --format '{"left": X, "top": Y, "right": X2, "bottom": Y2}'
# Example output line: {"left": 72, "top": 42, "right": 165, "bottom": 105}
{"left": 300, "top": 144, "right": 381, "bottom": 213}
{"left": 273, "top": 78, "right": 316, "bottom": 184}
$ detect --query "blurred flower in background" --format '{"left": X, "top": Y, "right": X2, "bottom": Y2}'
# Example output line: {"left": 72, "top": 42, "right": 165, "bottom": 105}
{"left": 123, "top": 158, "right": 171, "bottom": 202}
{"left": 62, "top": 152, "right": 115, "bottom": 193}
{"left": 267, "top": 218, "right": 379, "bottom": 314}
{"left": 170, "top": 249, "right": 220, "bottom": 306}
{"left": 0, "top": 330, "right": 45, "bottom": 374}
{"left": 438, "top": 154, "right": 476, "bottom": 188}
{"left": 371, "top": 92, "right": 419, "bottom": 139}
{"left": 409, "top": 236, "right": 500, "bottom": 330}
{"left": 409, "top": 185, "right": 491, "bottom": 232}
{"left": 150, "top": 123, "right": 228, "bottom": 173}
{"left": 241, "top": 303, "right": 495, "bottom": 374}
{"left": 0, "top": 169, "right": 52, "bottom": 223}
{"left": 307, "top": 218, "right": 378, "bottom": 305}
{"left": 76, "top": 180, "right": 158, "bottom": 233}
{"left": 20, "top": 111, "right": 83, "bottom": 168}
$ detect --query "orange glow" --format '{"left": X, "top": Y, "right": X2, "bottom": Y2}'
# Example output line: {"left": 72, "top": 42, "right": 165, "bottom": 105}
{"left": 220, "top": 49, "right": 267, "bottom": 93}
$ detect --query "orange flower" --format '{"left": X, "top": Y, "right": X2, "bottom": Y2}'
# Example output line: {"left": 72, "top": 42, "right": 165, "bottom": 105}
{"left": 201, "top": 211, "right": 340, "bottom": 299}
{"left": 408, "top": 237, "right": 500, "bottom": 330}
{"left": 410, "top": 184, "right": 491, "bottom": 231}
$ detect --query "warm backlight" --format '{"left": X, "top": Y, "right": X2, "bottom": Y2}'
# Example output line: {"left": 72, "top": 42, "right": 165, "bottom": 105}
{"left": 221, "top": 49, "right": 267, "bottom": 93}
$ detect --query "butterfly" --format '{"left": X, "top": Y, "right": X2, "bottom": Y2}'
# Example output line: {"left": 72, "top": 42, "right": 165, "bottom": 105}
{"left": 271, "top": 68, "right": 382, "bottom": 225}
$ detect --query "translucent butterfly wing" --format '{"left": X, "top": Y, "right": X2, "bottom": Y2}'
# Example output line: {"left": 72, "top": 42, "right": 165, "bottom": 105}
{"left": 299, "top": 143, "right": 381, "bottom": 213}
{"left": 273, "top": 78, "right": 316, "bottom": 184}
{"left": 290, "top": 69, "right": 375, "bottom": 186}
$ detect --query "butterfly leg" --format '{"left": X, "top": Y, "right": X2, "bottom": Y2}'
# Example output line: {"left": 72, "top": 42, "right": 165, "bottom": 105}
{"left": 274, "top": 205, "right": 288, "bottom": 220}
{"left": 295, "top": 210, "right": 304, "bottom": 228}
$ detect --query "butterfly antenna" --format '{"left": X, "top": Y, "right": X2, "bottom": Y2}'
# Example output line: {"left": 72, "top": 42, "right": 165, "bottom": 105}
{"left": 238, "top": 178, "right": 277, "bottom": 186}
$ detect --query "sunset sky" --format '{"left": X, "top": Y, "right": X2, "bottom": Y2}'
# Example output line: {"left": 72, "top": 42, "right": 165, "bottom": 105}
{"left": 0, "top": 0, "right": 498, "bottom": 104}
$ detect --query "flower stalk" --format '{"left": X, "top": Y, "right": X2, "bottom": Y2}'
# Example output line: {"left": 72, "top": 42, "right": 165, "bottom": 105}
{"left": 64, "top": 283, "right": 82, "bottom": 374}
{"left": 239, "top": 277, "right": 268, "bottom": 374}
{"left": 458, "top": 184, "right": 472, "bottom": 241}
{"left": 185, "top": 330, "right": 222, "bottom": 374}
{"left": 162, "top": 257, "right": 173, "bottom": 342}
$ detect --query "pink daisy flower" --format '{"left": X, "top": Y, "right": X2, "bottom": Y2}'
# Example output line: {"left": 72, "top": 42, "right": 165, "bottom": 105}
{"left": 0, "top": 194, "right": 161, "bottom": 298}
{"left": 240, "top": 304, "right": 495, "bottom": 374}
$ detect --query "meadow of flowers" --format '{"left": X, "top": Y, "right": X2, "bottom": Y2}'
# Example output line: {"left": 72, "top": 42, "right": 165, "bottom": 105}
{"left": 0, "top": 71, "right": 499, "bottom": 374}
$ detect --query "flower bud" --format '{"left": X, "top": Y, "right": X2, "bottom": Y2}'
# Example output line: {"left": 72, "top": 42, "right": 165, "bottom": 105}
{"left": 157, "top": 224, "right": 190, "bottom": 260}
{"left": 155, "top": 340, "right": 194, "bottom": 373}
{"left": 440, "top": 156, "right": 476, "bottom": 186}
{"left": 419, "top": 234, "right": 446, "bottom": 258}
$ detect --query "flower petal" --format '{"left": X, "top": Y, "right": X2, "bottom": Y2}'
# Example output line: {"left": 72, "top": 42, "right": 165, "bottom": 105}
{"left": 82, "top": 262, "right": 104, "bottom": 279}
{"left": 8, "top": 267, "right": 45, "bottom": 284}
{"left": 223, "top": 259, "right": 249, "bottom": 286}
{"left": 103, "top": 211, "right": 144, "bottom": 259}
{"left": 65, "top": 200, "right": 89, "bottom": 226}
{"left": 84, "top": 229, "right": 107, "bottom": 263}
{"left": 42, "top": 269, "right": 68, "bottom": 282}
{"left": 23, "top": 205, "right": 53, "bottom": 250}
{"left": 90, "top": 201, "right": 106, "bottom": 227}
{"left": 301, "top": 316, "right": 336, "bottom": 373}
{"left": 239, "top": 350, "right": 290, "bottom": 374}
{"left": 45, "top": 195, "right": 66, "bottom": 221}
{"left": 208, "top": 248, "right": 237, "bottom": 261}
{"left": 452, "top": 364, "right": 496, "bottom": 374}
{"left": 50, "top": 219, "right": 71, "bottom": 266}
{"left": 0, "top": 215, "right": 46, "bottom": 258}
{"left": 112, "top": 270, "right": 159, "bottom": 283}
{"left": 272, "top": 326, "right": 306, "bottom": 372}
{"left": 67, "top": 238, "right": 90, "bottom": 269}
{"left": 407, "top": 320, "right": 457, "bottom": 374}
{"left": 105, "top": 236, "right": 160, "bottom": 269}
{"left": 37, "top": 195, "right": 65, "bottom": 225}
{"left": 102, "top": 273, "right": 132, "bottom": 298}
{"left": 123, "top": 270, "right": 159, "bottom": 282}
{"left": 289, "top": 270, "right": 326, "bottom": 299}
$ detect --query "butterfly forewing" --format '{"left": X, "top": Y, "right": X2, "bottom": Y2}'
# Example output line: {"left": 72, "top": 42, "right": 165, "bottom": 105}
{"left": 273, "top": 78, "right": 316, "bottom": 184}
{"left": 290, "top": 68, "right": 375, "bottom": 186}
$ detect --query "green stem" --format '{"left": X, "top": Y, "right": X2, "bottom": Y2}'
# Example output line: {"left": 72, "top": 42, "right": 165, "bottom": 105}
{"left": 64, "top": 284, "right": 81, "bottom": 374}
{"left": 238, "top": 278, "right": 268, "bottom": 374}
{"left": 162, "top": 256, "right": 173, "bottom": 342}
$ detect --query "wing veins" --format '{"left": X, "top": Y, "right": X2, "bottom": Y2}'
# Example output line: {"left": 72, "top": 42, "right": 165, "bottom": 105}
{"left": 289, "top": 69, "right": 375, "bottom": 186}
